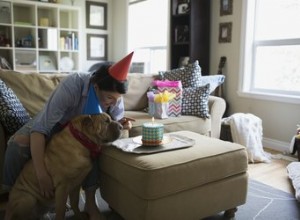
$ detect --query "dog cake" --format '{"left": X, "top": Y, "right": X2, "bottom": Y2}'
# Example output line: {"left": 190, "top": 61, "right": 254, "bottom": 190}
{"left": 142, "top": 119, "right": 164, "bottom": 146}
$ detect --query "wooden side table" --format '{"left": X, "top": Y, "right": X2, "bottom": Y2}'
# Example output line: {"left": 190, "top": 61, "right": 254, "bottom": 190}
{"left": 220, "top": 124, "right": 233, "bottom": 142}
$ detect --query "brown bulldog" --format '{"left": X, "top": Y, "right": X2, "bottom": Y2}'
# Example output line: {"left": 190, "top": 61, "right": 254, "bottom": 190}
{"left": 5, "top": 113, "right": 122, "bottom": 220}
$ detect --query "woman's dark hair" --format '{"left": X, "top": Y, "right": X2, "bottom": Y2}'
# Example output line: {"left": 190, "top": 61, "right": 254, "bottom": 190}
{"left": 90, "top": 64, "right": 128, "bottom": 94}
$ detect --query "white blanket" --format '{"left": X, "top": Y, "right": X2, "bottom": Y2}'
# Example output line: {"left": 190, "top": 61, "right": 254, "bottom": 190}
{"left": 222, "top": 113, "right": 270, "bottom": 163}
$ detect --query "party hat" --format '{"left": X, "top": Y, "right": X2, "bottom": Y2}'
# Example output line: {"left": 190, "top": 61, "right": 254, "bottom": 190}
{"left": 108, "top": 52, "right": 134, "bottom": 81}
{"left": 83, "top": 86, "right": 103, "bottom": 115}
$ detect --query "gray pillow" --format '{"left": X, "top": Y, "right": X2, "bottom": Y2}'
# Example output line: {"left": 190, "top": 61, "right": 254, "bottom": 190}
{"left": 160, "top": 61, "right": 225, "bottom": 94}
{"left": 0, "top": 79, "right": 31, "bottom": 135}
{"left": 181, "top": 84, "right": 210, "bottom": 119}
{"left": 159, "top": 60, "right": 202, "bottom": 88}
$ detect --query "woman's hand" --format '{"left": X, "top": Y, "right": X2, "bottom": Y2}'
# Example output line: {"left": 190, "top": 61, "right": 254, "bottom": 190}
{"left": 37, "top": 170, "right": 54, "bottom": 198}
{"left": 119, "top": 117, "right": 135, "bottom": 130}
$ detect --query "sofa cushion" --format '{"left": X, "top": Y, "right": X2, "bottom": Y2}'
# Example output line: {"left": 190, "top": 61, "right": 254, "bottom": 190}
{"left": 125, "top": 111, "right": 211, "bottom": 137}
{"left": 124, "top": 73, "right": 158, "bottom": 111}
{"left": 159, "top": 60, "right": 202, "bottom": 88}
{"left": 0, "top": 79, "right": 31, "bottom": 135}
{"left": 0, "top": 70, "right": 67, "bottom": 117}
{"left": 182, "top": 84, "right": 210, "bottom": 119}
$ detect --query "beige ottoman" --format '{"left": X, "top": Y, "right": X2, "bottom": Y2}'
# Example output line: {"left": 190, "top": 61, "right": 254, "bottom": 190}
{"left": 99, "top": 131, "right": 248, "bottom": 220}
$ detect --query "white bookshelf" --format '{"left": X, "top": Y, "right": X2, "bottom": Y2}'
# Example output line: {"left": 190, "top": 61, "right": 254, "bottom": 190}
{"left": 0, "top": 0, "right": 81, "bottom": 73}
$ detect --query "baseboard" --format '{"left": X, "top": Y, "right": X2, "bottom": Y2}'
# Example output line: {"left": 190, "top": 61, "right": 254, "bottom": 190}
{"left": 263, "top": 137, "right": 291, "bottom": 153}
{"left": 263, "top": 137, "right": 298, "bottom": 162}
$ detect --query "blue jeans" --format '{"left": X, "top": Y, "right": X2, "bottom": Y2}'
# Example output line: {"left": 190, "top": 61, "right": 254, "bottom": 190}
{"left": 2, "top": 119, "right": 99, "bottom": 191}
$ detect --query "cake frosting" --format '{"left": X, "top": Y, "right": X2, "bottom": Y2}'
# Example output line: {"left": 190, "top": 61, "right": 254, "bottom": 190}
{"left": 142, "top": 122, "right": 164, "bottom": 146}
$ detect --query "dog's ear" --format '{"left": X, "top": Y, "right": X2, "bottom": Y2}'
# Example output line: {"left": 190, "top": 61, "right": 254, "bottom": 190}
{"left": 81, "top": 115, "right": 93, "bottom": 129}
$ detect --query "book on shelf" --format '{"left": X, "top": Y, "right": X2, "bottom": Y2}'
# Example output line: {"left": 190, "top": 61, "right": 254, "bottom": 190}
{"left": 60, "top": 33, "right": 78, "bottom": 51}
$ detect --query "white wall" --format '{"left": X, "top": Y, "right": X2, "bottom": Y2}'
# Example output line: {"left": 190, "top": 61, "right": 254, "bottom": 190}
{"left": 58, "top": 0, "right": 299, "bottom": 152}
{"left": 110, "top": 0, "right": 129, "bottom": 61}
{"left": 58, "top": 0, "right": 129, "bottom": 71}
{"left": 210, "top": 0, "right": 300, "bottom": 152}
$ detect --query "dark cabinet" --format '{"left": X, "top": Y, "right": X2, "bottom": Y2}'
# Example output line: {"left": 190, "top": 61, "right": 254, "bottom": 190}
{"left": 170, "top": 0, "right": 210, "bottom": 75}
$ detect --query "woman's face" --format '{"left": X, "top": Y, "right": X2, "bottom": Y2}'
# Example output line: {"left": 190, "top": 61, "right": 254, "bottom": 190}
{"left": 94, "top": 84, "right": 121, "bottom": 110}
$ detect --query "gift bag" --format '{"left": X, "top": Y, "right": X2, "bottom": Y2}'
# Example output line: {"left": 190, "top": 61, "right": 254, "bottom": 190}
{"left": 147, "top": 91, "right": 172, "bottom": 119}
{"left": 152, "top": 80, "right": 182, "bottom": 117}
{"left": 153, "top": 102, "right": 169, "bottom": 119}
{"left": 147, "top": 91, "right": 156, "bottom": 116}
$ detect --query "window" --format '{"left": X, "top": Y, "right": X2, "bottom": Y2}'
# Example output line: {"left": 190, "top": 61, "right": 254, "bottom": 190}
{"left": 128, "top": 0, "right": 169, "bottom": 73}
{"left": 240, "top": 0, "right": 300, "bottom": 103}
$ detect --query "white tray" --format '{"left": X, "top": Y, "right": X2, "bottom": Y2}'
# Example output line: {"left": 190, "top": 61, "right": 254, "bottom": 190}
{"left": 112, "top": 134, "right": 195, "bottom": 154}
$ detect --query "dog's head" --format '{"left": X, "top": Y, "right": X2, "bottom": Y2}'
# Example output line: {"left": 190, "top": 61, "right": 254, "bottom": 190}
{"left": 72, "top": 113, "right": 122, "bottom": 145}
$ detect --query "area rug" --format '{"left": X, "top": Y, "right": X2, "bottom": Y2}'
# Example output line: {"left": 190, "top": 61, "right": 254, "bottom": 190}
{"left": 205, "top": 179, "right": 300, "bottom": 220}
{"left": 238, "top": 179, "right": 300, "bottom": 220}
{"left": 1, "top": 179, "right": 299, "bottom": 220}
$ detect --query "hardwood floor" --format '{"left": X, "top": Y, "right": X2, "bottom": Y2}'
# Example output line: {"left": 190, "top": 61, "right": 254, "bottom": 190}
{"left": 248, "top": 149, "right": 297, "bottom": 194}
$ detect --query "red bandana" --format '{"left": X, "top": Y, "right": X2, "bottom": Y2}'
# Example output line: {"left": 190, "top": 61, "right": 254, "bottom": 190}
{"left": 68, "top": 122, "right": 101, "bottom": 159}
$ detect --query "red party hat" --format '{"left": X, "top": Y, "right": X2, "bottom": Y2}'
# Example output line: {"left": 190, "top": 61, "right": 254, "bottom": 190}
{"left": 108, "top": 52, "right": 134, "bottom": 81}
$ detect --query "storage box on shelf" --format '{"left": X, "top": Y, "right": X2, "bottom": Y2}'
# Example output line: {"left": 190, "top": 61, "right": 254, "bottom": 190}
{"left": 0, "top": 0, "right": 81, "bottom": 73}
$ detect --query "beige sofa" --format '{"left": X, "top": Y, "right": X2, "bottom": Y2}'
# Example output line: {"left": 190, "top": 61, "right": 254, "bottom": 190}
{"left": 0, "top": 69, "right": 225, "bottom": 159}
{"left": 0, "top": 70, "right": 226, "bottom": 195}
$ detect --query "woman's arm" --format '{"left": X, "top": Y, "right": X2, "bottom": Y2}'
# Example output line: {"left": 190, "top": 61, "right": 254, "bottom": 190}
{"left": 30, "top": 132, "right": 54, "bottom": 198}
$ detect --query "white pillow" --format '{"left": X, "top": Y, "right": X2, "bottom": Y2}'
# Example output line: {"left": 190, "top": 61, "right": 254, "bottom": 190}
{"left": 287, "top": 162, "right": 300, "bottom": 201}
{"left": 199, "top": 75, "right": 225, "bottom": 94}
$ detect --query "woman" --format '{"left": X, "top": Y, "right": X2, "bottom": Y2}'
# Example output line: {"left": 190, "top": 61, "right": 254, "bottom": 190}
{"left": 3, "top": 52, "right": 134, "bottom": 220}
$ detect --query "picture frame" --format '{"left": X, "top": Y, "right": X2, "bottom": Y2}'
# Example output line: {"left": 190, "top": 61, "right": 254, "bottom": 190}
{"left": 220, "top": 0, "right": 233, "bottom": 16}
{"left": 219, "top": 22, "right": 232, "bottom": 43}
{"left": 174, "top": 25, "right": 189, "bottom": 43}
{"left": 86, "top": 1, "right": 107, "bottom": 30}
{"left": 87, "top": 34, "right": 107, "bottom": 60}
{"left": 176, "top": 0, "right": 190, "bottom": 15}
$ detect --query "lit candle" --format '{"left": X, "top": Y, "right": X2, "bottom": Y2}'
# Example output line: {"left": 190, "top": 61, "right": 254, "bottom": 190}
{"left": 144, "top": 117, "right": 162, "bottom": 128}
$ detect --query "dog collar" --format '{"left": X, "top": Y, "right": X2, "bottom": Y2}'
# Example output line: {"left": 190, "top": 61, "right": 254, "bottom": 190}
{"left": 68, "top": 122, "right": 101, "bottom": 159}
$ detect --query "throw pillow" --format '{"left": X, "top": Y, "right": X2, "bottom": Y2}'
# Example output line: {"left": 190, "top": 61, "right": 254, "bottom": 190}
{"left": 0, "top": 79, "right": 31, "bottom": 135}
{"left": 159, "top": 60, "right": 202, "bottom": 88}
{"left": 159, "top": 61, "right": 225, "bottom": 94}
{"left": 287, "top": 162, "right": 300, "bottom": 201}
{"left": 199, "top": 75, "right": 225, "bottom": 94}
{"left": 181, "top": 84, "right": 210, "bottom": 119}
